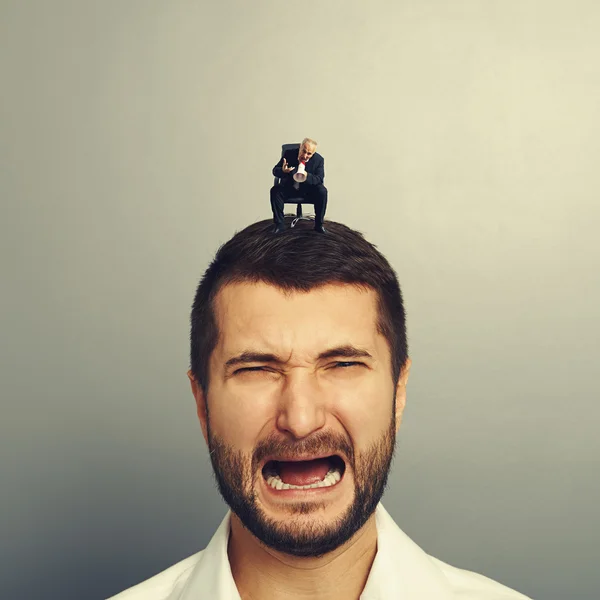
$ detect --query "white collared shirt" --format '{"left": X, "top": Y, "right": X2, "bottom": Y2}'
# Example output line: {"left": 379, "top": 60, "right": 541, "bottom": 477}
{"left": 108, "top": 504, "right": 532, "bottom": 599}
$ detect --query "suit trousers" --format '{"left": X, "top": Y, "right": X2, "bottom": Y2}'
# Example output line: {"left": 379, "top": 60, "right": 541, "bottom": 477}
{"left": 270, "top": 184, "right": 328, "bottom": 227}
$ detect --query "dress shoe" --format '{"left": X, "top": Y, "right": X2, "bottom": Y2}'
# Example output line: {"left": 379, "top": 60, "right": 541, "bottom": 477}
{"left": 314, "top": 224, "right": 327, "bottom": 234}
{"left": 273, "top": 223, "right": 286, "bottom": 233}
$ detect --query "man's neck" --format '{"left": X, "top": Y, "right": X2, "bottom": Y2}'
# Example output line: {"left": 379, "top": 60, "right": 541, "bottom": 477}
{"left": 228, "top": 515, "right": 378, "bottom": 600}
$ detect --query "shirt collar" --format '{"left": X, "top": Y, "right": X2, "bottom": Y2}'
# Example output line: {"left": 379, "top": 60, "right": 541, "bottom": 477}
{"left": 178, "top": 511, "right": 240, "bottom": 600}
{"left": 178, "top": 504, "right": 453, "bottom": 600}
{"left": 360, "top": 504, "right": 454, "bottom": 599}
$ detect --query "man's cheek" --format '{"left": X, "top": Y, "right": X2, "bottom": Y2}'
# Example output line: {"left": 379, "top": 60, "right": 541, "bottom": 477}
{"left": 215, "top": 407, "right": 268, "bottom": 445}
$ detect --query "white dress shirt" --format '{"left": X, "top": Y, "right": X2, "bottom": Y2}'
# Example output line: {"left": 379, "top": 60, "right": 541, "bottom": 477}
{"left": 108, "top": 504, "right": 532, "bottom": 599}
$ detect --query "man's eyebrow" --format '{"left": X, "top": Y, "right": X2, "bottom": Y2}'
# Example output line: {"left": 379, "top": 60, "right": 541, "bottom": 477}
{"left": 224, "top": 352, "right": 283, "bottom": 368}
{"left": 317, "top": 345, "right": 373, "bottom": 361}
{"left": 224, "top": 346, "right": 372, "bottom": 368}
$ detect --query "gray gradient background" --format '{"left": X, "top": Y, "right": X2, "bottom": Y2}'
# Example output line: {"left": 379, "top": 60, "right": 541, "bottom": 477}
{"left": 1, "top": 1, "right": 599, "bottom": 599}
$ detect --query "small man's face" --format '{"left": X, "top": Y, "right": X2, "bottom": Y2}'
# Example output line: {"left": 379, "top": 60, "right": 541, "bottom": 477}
{"left": 298, "top": 143, "right": 316, "bottom": 163}
{"left": 190, "top": 281, "right": 409, "bottom": 556}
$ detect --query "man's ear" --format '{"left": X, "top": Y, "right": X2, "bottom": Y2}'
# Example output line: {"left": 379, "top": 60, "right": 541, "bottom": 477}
{"left": 188, "top": 370, "right": 209, "bottom": 445}
{"left": 394, "top": 358, "right": 411, "bottom": 434}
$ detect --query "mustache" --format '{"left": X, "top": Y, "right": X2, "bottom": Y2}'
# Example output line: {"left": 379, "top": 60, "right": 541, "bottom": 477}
{"left": 252, "top": 431, "right": 354, "bottom": 471}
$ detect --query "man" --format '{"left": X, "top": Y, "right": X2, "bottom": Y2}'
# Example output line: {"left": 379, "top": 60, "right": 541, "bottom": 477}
{"left": 270, "top": 137, "right": 328, "bottom": 234}
{"left": 109, "top": 217, "right": 532, "bottom": 600}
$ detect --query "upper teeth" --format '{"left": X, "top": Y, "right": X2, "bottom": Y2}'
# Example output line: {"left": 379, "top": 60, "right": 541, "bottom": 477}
{"left": 266, "top": 467, "right": 342, "bottom": 491}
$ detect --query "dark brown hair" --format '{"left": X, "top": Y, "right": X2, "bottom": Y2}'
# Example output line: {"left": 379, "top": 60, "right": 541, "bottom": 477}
{"left": 190, "top": 217, "right": 407, "bottom": 393}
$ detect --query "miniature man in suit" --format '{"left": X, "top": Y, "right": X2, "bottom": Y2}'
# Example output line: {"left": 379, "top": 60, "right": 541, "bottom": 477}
{"left": 271, "top": 137, "right": 328, "bottom": 233}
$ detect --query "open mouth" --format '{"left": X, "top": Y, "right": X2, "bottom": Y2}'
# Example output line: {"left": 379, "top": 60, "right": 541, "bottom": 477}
{"left": 262, "top": 455, "right": 346, "bottom": 491}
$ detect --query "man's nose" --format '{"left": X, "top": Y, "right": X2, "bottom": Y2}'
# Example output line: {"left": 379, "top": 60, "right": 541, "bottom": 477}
{"left": 276, "top": 372, "right": 326, "bottom": 440}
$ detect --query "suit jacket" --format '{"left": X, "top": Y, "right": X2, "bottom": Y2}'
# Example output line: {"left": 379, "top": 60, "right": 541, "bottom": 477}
{"left": 272, "top": 148, "right": 325, "bottom": 187}
{"left": 107, "top": 504, "right": 533, "bottom": 600}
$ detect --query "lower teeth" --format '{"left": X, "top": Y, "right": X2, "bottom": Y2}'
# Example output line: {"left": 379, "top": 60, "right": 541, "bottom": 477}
{"left": 265, "top": 468, "right": 342, "bottom": 490}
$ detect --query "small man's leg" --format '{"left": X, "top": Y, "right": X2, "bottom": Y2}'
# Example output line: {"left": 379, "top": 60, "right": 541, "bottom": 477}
{"left": 311, "top": 185, "right": 328, "bottom": 232}
{"left": 270, "top": 185, "right": 286, "bottom": 232}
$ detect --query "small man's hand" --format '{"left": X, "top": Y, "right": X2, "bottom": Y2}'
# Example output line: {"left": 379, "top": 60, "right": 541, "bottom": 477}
{"left": 282, "top": 158, "right": 296, "bottom": 174}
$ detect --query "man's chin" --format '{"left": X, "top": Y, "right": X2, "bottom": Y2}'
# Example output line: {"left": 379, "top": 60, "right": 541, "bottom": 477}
{"left": 208, "top": 423, "right": 395, "bottom": 557}
{"left": 241, "top": 500, "right": 361, "bottom": 558}
{"left": 238, "top": 476, "right": 363, "bottom": 557}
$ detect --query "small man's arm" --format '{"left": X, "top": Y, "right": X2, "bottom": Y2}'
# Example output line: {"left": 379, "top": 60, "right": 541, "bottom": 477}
{"left": 273, "top": 153, "right": 296, "bottom": 179}
{"left": 305, "top": 156, "right": 324, "bottom": 185}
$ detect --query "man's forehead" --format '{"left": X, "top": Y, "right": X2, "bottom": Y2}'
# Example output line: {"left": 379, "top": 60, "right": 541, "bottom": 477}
{"left": 207, "top": 284, "right": 395, "bottom": 379}
{"left": 213, "top": 281, "right": 382, "bottom": 353}
{"left": 214, "top": 281, "right": 376, "bottom": 310}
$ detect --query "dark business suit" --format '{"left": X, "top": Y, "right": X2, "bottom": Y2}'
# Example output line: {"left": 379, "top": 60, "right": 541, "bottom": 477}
{"left": 270, "top": 149, "right": 328, "bottom": 227}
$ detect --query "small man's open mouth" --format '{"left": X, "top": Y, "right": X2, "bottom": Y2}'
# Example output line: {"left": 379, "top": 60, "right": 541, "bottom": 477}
{"left": 262, "top": 455, "right": 346, "bottom": 491}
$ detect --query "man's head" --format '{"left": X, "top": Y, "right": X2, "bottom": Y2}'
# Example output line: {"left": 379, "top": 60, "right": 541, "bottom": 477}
{"left": 298, "top": 138, "right": 317, "bottom": 163}
{"left": 189, "top": 218, "right": 409, "bottom": 557}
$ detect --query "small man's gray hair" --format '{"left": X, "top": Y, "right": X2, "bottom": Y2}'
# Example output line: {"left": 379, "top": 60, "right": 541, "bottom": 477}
{"left": 301, "top": 137, "right": 317, "bottom": 148}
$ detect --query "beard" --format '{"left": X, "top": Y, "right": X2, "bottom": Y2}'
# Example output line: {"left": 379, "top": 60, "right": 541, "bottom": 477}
{"left": 206, "top": 415, "right": 396, "bottom": 558}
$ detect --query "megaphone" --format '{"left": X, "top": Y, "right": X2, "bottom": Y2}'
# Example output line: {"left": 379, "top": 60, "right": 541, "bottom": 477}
{"left": 293, "top": 161, "right": 307, "bottom": 183}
